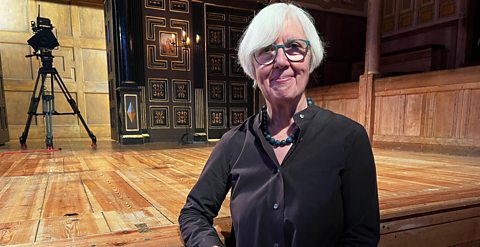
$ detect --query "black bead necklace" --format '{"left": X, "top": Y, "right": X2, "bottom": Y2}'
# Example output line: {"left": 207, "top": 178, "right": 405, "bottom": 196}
{"left": 262, "top": 98, "right": 314, "bottom": 147}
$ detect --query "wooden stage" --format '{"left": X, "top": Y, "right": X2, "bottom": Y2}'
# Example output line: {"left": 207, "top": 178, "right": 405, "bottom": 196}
{"left": 0, "top": 140, "right": 479, "bottom": 246}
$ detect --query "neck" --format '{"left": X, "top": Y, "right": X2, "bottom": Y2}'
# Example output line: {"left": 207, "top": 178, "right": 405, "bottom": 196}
{"left": 265, "top": 95, "right": 308, "bottom": 129}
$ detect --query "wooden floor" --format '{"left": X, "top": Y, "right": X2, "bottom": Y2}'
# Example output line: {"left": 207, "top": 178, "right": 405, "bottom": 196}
{"left": 0, "top": 140, "right": 479, "bottom": 246}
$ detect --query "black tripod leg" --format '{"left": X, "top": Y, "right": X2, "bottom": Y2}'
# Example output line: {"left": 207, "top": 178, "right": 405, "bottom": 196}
{"left": 53, "top": 73, "right": 97, "bottom": 147}
{"left": 19, "top": 73, "right": 46, "bottom": 148}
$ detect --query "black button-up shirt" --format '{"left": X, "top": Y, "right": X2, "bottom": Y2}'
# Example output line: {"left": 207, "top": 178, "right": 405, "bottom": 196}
{"left": 179, "top": 105, "right": 380, "bottom": 247}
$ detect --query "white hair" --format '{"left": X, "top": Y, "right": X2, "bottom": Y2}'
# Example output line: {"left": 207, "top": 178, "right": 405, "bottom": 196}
{"left": 237, "top": 3, "right": 325, "bottom": 87}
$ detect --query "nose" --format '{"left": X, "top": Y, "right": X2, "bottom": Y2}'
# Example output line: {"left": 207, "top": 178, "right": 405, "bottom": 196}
{"left": 273, "top": 47, "right": 289, "bottom": 68}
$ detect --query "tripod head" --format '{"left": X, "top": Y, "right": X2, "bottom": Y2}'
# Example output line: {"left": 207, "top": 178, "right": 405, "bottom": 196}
{"left": 26, "top": 49, "right": 54, "bottom": 69}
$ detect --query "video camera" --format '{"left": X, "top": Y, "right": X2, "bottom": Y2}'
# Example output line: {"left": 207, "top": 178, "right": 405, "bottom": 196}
{"left": 27, "top": 15, "right": 59, "bottom": 54}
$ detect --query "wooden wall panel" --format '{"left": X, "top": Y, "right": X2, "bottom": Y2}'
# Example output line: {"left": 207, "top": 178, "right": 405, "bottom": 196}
{"left": 432, "top": 91, "right": 457, "bottom": 138}
{"left": 85, "top": 93, "right": 109, "bottom": 124}
{"left": 403, "top": 94, "right": 423, "bottom": 136}
{"left": 39, "top": 1, "right": 73, "bottom": 36}
{"left": 0, "top": 0, "right": 29, "bottom": 32}
{"left": 0, "top": 0, "right": 109, "bottom": 142}
{"left": 82, "top": 49, "right": 108, "bottom": 83}
{"left": 0, "top": 44, "right": 34, "bottom": 81}
{"left": 78, "top": 3, "right": 105, "bottom": 39}
{"left": 467, "top": 89, "right": 480, "bottom": 139}
{"left": 306, "top": 66, "right": 480, "bottom": 150}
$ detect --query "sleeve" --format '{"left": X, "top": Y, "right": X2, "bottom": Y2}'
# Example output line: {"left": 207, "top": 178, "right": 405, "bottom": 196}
{"left": 338, "top": 125, "right": 380, "bottom": 246}
{"left": 178, "top": 132, "right": 237, "bottom": 247}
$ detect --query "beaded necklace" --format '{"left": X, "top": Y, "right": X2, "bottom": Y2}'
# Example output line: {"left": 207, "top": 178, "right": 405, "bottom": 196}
{"left": 261, "top": 98, "right": 314, "bottom": 147}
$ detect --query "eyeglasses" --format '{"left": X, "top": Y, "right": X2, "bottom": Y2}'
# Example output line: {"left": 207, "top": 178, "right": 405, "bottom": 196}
{"left": 254, "top": 39, "right": 310, "bottom": 65}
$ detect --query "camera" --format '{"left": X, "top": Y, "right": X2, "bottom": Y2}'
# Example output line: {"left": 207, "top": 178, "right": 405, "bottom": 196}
{"left": 27, "top": 16, "right": 59, "bottom": 54}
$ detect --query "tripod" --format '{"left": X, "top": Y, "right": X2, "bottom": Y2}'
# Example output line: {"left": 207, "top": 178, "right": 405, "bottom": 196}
{"left": 19, "top": 51, "right": 97, "bottom": 149}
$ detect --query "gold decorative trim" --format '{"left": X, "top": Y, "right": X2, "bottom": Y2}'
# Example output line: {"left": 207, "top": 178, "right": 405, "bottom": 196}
{"left": 145, "top": 16, "right": 167, "bottom": 41}
{"left": 170, "top": 19, "right": 190, "bottom": 35}
{"left": 230, "top": 81, "right": 247, "bottom": 103}
{"left": 147, "top": 45, "right": 168, "bottom": 70}
{"left": 171, "top": 48, "right": 191, "bottom": 71}
{"left": 207, "top": 25, "right": 226, "bottom": 49}
{"left": 149, "top": 106, "right": 170, "bottom": 129}
{"left": 208, "top": 80, "right": 226, "bottom": 103}
{"left": 148, "top": 78, "right": 169, "bottom": 102}
{"left": 172, "top": 79, "right": 191, "bottom": 103}
{"left": 228, "top": 14, "right": 248, "bottom": 24}
{"left": 173, "top": 106, "right": 192, "bottom": 129}
{"left": 208, "top": 107, "right": 226, "bottom": 129}
{"left": 230, "top": 107, "right": 247, "bottom": 127}
{"left": 169, "top": 0, "right": 190, "bottom": 13}
{"left": 145, "top": 0, "right": 166, "bottom": 11}
{"left": 124, "top": 94, "right": 140, "bottom": 132}
{"left": 206, "top": 12, "right": 226, "bottom": 21}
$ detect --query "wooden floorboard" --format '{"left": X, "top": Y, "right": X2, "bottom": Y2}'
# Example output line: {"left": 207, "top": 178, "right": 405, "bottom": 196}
{"left": 0, "top": 140, "right": 479, "bottom": 246}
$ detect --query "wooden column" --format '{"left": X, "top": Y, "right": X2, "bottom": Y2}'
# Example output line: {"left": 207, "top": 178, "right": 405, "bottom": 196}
{"left": 358, "top": 0, "right": 382, "bottom": 141}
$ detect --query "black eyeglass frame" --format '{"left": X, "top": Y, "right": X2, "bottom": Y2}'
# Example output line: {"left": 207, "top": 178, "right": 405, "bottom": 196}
{"left": 253, "top": 39, "right": 311, "bottom": 65}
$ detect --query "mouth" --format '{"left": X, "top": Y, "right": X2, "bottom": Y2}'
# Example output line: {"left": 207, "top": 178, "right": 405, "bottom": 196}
{"left": 270, "top": 76, "right": 294, "bottom": 83}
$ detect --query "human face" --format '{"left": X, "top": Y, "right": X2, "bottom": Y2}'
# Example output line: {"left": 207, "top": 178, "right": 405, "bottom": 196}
{"left": 254, "top": 17, "right": 311, "bottom": 106}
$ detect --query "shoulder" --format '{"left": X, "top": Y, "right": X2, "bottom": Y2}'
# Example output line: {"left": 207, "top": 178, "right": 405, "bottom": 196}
{"left": 213, "top": 114, "right": 257, "bottom": 157}
{"left": 312, "top": 106, "right": 364, "bottom": 134}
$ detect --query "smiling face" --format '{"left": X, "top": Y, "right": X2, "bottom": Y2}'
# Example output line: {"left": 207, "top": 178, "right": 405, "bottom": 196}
{"left": 254, "top": 17, "right": 311, "bottom": 106}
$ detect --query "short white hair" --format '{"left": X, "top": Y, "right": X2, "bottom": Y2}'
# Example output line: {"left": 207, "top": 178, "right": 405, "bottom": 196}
{"left": 237, "top": 3, "right": 325, "bottom": 87}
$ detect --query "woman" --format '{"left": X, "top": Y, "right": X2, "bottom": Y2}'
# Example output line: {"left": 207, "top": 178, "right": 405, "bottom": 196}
{"left": 179, "top": 2, "right": 380, "bottom": 247}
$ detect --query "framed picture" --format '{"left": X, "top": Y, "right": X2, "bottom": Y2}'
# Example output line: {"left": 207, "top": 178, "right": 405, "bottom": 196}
{"left": 160, "top": 32, "right": 177, "bottom": 57}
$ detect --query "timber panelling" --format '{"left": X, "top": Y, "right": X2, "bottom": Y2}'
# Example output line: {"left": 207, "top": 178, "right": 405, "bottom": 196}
{"left": 0, "top": 0, "right": 109, "bottom": 141}
{"left": 307, "top": 65, "right": 480, "bottom": 150}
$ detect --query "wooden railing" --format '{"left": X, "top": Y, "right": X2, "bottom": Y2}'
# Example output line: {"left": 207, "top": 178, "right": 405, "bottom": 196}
{"left": 307, "top": 65, "right": 480, "bottom": 152}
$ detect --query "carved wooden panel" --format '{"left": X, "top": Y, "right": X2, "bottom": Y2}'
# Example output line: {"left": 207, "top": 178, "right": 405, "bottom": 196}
{"left": 53, "top": 47, "right": 76, "bottom": 82}
{"left": 150, "top": 106, "right": 170, "bottom": 129}
{"left": 173, "top": 106, "right": 191, "bottom": 128}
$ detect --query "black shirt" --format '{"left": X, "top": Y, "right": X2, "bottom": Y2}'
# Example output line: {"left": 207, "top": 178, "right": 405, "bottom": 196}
{"left": 179, "top": 105, "right": 380, "bottom": 247}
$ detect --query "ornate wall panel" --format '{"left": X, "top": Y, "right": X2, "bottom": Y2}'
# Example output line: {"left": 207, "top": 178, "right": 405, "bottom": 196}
{"left": 0, "top": 1, "right": 110, "bottom": 140}
{"left": 144, "top": 0, "right": 194, "bottom": 142}
{"left": 205, "top": 3, "right": 255, "bottom": 139}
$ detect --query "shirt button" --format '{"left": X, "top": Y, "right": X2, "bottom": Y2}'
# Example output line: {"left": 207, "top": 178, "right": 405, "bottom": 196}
{"left": 299, "top": 114, "right": 305, "bottom": 119}
{"left": 273, "top": 203, "right": 279, "bottom": 209}
{"left": 273, "top": 168, "right": 279, "bottom": 174}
